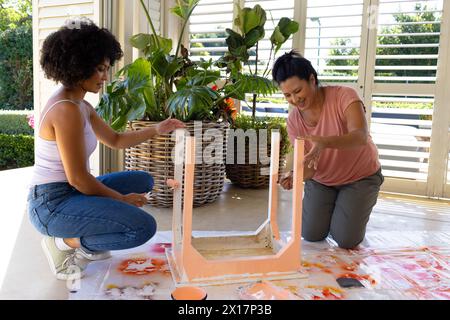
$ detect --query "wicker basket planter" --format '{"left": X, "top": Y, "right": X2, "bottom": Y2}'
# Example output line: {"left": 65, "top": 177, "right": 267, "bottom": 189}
{"left": 226, "top": 135, "right": 287, "bottom": 189}
{"left": 125, "top": 121, "right": 229, "bottom": 208}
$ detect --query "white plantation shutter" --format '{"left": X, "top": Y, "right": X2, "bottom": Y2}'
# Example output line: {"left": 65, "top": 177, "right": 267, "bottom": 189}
{"left": 188, "top": 0, "right": 295, "bottom": 118}
{"left": 150, "top": 0, "right": 161, "bottom": 33}
{"left": 140, "top": 0, "right": 161, "bottom": 34}
{"left": 370, "top": 96, "right": 433, "bottom": 181}
{"left": 185, "top": 0, "right": 450, "bottom": 197}
{"left": 369, "top": 0, "right": 444, "bottom": 186}
{"left": 374, "top": 1, "right": 441, "bottom": 84}
{"left": 189, "top": 0, "right": 234, "bottom": 62}
{"left": 303, "top": 0, "right": 365, "bottom": 90}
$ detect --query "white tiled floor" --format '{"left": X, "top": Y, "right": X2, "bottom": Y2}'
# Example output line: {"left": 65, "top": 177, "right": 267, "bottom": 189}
{"left": 1, "top": 168, "right": 449, "bottom": 299}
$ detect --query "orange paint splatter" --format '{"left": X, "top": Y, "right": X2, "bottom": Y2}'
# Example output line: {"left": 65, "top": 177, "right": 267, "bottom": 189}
{"left": 339, "top": 263, "right": 358, "bottom": 272}
{"left": 302, "top": 261, "right": 326, "bottom": 269}
{"left": 117, "top": 257, "right": 171, "bottom": 276}
{"left": 305, "top": 285, "right": 345, "bottom": 300}
{"left": 151, "top": 258, "right": 166, "bottom": 267}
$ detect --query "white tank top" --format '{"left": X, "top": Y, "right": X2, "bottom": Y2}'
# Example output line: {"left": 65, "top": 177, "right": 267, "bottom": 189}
{"left": 30, "top": 100, "right": 98, "bottom": 186}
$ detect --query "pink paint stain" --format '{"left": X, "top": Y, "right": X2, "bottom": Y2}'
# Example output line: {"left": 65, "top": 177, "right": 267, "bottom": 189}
{"left": 149, "top": 243, "right": 172, "bottom": 255}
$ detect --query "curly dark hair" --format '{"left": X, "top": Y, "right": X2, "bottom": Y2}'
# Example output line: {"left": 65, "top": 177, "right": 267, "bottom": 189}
{"left": 40, "top": 18, "right": 123, "bottom": 87}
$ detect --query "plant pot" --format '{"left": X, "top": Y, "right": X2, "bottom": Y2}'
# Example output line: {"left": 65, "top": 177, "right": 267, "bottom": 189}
{"left": 125, "top": 120, "right": 229, "bottom": 208}
{"left": 225, "top": 133, "right": 287, "bottom": 188}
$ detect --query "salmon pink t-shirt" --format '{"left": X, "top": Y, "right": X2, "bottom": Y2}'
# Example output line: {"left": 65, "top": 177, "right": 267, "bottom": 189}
{"left": 287, "top": 86, "right": 380, "bottom": 186}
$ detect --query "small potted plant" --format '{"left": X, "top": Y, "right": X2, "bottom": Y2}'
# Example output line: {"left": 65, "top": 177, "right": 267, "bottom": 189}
{"left": 218, "top": 4, "right": 299, "bottom": 188}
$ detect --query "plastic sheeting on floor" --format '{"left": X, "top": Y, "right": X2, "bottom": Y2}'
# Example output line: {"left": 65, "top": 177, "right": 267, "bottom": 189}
{"left": 69, "top": 230, "right": 450, "bottom": 300}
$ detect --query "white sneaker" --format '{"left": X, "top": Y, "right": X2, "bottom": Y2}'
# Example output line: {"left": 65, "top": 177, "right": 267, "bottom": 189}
{"left": 76, "top": 247, "right": 112, "bottom": 261}
{"left": 41, "top": 237, "right": 88, "bottom": 281}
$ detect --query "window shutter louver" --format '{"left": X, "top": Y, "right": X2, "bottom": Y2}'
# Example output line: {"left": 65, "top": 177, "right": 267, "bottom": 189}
{"left": 370, "top": 0, "right": 443, "bottom": 182}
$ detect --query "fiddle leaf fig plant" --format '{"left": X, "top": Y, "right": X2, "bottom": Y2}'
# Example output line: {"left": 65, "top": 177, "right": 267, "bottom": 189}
{"left": 218, "top": 4, "right": 300, "bottom": 162}
{"left": 219, "top": 4, "right": 299, "bottom": 121}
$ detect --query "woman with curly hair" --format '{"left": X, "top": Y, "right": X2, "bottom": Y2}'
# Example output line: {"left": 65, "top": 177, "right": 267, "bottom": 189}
{"left": 273, "top": 51, "right": 383, "bottom": 250}
{"left": 27, "top": 18, "right": 185, "bottom": 280}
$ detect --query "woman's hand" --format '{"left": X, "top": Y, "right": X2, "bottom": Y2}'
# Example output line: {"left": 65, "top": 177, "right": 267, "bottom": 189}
{"left": 166, "top": 179, "right": 181, "bottom": 190}
{"left": 278, "top": 170, "right": 293, "bottom": 190}
{"left": 121, "top": 193, "right": 148, "bottom": 207}
{"left": 301, "top": 136, "right": 327, "bottom": 170}
{"left": 156, "top": 118, "right": 186, "bottom": 135}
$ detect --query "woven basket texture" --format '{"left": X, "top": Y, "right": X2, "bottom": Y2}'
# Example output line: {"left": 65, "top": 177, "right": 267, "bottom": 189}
{"left": 125, "top": 121, "right": 229, "bottom": 207}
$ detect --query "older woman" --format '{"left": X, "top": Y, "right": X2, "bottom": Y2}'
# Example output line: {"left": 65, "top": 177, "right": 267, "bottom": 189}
{"left": 273, "top": 51, "right": 383, "bottom": 249}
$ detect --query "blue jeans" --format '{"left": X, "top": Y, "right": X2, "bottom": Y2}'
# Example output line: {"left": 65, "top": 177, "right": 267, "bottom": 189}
{"left": 27, "top": 171, "right": 157, "bottom": 252}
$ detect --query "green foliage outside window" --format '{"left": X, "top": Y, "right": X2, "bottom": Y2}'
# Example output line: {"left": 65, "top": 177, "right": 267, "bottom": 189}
{"left": 327, "top": 4, "right": 440, "bottom": 82}
{"left": 0, "top": 134, "right": 34, "bottom": 170}
{"left": 0, "top": 0, "right": 33, "bottom": 110}
{"left": 0, "top": 113, "right": 34, "bottom": 135}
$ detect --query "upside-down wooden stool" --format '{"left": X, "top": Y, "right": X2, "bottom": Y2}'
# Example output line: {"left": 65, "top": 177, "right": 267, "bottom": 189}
{"left": 166, "top": 129, "right": 307, "bottom": 286}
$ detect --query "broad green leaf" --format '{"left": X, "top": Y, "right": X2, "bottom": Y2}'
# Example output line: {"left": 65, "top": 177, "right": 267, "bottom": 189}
{"left": 164, "top": 56, "right": 184, "bottom": 80}
{"left": 185, "top": 69, "right": 220, "bottom": 87}
{"left": 234, "top": 4, "right": 266, "bottom": 35}
{"left": 278, "top": 17, "right": 299, "bottom": 37}
{"left": 270, "top": 18, "right": 299, "bottom": 53}
{"left": 168, "top": 86, "right": 218, "bottom": 120}
{"left": 170, "top": 0, "right": 200, "bottom": 20}
{"left": 270, "top": 26, "right": 285, "bottom": 45}
{"left": 130, "top": 33, "right": 172, "bottom": 55}
{"left": 155, "top": 36, "right": 173, "bottom": 55}
{"left": 111, "top": 115, "right": 128, "bottom": 131}
{"left": 244, "top": 26, "right": 265, "bottom": 48}
{"left": 226, "top": 28, "right": 245, "bottom": 50}
{"left": 150, "top": 51, "right": 169, "bottom": 78}
{"left": 225, "top": 29, "right": 250, "bottom": 61}
{"left": 126, "top": 95, "right": 147, "bottom": 122}
{"left": 231, "top": 74, "right": 277, "bottom": 96}
{"left": 130, "top": 33, "right": 152, "bottom": 50}
{"left": 127, "top": 58, "right": 151, "bottom": 80}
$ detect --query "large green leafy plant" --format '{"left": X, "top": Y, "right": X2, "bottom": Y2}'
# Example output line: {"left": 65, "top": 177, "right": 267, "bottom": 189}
{"left": 97, "top": 0, "right": 232, "bottom": 130}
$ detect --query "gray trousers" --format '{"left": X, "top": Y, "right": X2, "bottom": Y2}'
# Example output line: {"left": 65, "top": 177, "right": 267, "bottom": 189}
{"left": 302, "top": 168, "right": 384, "bottom": 249}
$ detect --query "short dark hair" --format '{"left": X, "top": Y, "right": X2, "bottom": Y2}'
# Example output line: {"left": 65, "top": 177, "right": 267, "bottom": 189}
{"left": 272, "top": 50, "right": 319, "bottom": 86}
{"left": 40, "top": 18, "right": 123, "bottom": 87}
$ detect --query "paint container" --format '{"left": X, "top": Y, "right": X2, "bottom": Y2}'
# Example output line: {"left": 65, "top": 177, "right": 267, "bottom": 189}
{"left": 171, "top": 286, "right": 207, "bottom": 300}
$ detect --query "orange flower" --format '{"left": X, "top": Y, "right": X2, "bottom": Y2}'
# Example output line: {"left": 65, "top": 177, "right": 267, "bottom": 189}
{"left": 225, "top": 97, "right": 234, "bottom": 108}
{"left": 224, "top": 98, "right": 237, "bottom": 120}
{"left": 230, "top": 108, "right": 237, "bottom": 120}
